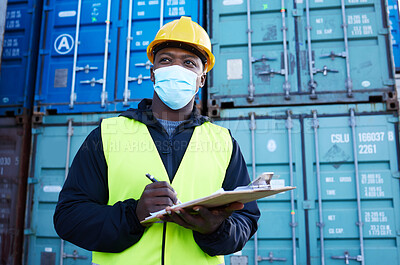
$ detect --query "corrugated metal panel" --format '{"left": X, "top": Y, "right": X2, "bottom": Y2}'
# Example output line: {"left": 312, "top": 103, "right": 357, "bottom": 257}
{"left": 34, "top": 0, "right": 204, "bottom": 114}
{"left": 0, "top": 0, "right": 43, "bottom": 116}
{"left": 207, "top": 0, "right": 397, "bottom": 111}
{"left": 25, "top": 113, "right": 114, "bottom": 265}
{"left": 0, "top": 0, "right": 7, "bottom": 64}
{"left": 214, "top": 103, "right": 400, "bottom": 265}
{"left": 388, "top": 0, "right": 400, "bottom": 72}
{"left": 0, "top": 116, "right": 32, "bottom": 265}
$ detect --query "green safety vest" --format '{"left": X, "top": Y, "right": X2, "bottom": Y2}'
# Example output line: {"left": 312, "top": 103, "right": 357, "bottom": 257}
{"left": 92, "top": 116, "right": 233, "bottom": 265}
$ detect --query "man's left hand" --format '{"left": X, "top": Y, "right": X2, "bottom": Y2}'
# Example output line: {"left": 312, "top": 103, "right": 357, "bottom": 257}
{"left": 158, "top": 202, "right": 244, "bottom": 234}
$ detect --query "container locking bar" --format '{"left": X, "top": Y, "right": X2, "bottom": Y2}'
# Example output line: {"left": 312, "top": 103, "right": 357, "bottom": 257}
{"left": 312, "top": 65, "right": 339, "bottom": 76}
{"left": 60, "top": 119, "right": 74, "bottom": 265}
{"left": 280, "top": 1, "right": 291, "bottom": 100}
{"left": 249, "top": 112, "right": 258, "bottom": 265}
{"left": 135, "top": 61, "right": 152, "bottom": 69}
{"left": 340, "top": 0, "right": 353, "bottom": 97}
{"left": 123, "top": 0, "right": 134, "bottom": 106}
{"left": 63, "top": 250, "right": 88, "bottom": 260}
{"left": 100, "top": 0, "right": 112, "bottom": 108}
{"left": 80, "top": 78, "right": 104, "bottom": 87}
{"left": 331, "top": 251, "right": 362, "bottom": 264}
{"left": 258, "top": 252, "right": 287, "bottom": 262}
{"left": 246, "top": 0, "right": 255, "bottom": 102}
{"left": 75, "top": 64, "right": 98, "bottom": 73}
{"left": 286, "top": 110, "right": 297, "bottom": 265}
{"left": 251, "top": 55, "right": 277, "bottom": 63}
{"left": 312, "top": 110, "right": 325, "bottom": 265}
{"left": 128, "top": 74, "right": 151, "bottom": 85}
{"left": 348, "top": 109, "right": 365, "bottom": 265}
{"left": 69, "top": 0, "right": 83, "bottom": 109}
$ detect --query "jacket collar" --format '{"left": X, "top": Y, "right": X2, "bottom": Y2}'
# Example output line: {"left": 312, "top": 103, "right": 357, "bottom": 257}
{"left": 119, "top": 99, "right": 210, "bottom": 129}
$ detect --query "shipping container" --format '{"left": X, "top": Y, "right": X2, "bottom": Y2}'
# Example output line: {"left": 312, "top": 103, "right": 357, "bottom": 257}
{"left": 0, "top": 0, "right": 43, "bottom": 116}
{"left": 207, "top": 0, "right": 397, "bottom": 112}
{"left": 24, "top": 113, "right": 116, "bottom": 265}
{"left": 0, "top": 115, "right": 32, "bottom": 265}
{"left": 388, "top": 0, "right": 400, "bottom": 72}
{"left": 213, "top": 103, "right": 400, "bottom": 265}
{"left": 34, "top": 0, "right": 204, "bottom": 115}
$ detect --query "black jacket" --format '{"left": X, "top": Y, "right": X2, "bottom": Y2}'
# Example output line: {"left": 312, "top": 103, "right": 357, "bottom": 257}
{"left": 54, "top": 99, "right": 260, "bottom": 256}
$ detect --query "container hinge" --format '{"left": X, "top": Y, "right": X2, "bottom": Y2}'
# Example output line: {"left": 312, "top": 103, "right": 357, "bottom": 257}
{"left": 43, "top": 5, "right": 54, "bottom": 12}
{"left": 378, "top": 28, "right": 389, "bottom": 35}
{"left": 387, "top": 116, "right": 399, "bottom": 123}
{"left": 302, "top": 200, "right": 315, "bottom": 209}
{"left": 331, "top": 251, "right": 363, "bottom": 264}
{"left": 391, "top": 172, "right": 400, "bottom": 179}
{"left": 292, "top": 9, "right": 303, "bottom": 17}
{"left": 383, "top": 79, "right": 395, "bottom": 86}
{"left": 39, "top": 49, "right": 49, "bottom": 55}
{"left": 24, "top": 228, "right": 35, "bottom": 235}
{"left": 27, "top": 178, "right": 39, "bottom": 184}
{"left": 258, "top": 252, "right": 287, "bottom": 262}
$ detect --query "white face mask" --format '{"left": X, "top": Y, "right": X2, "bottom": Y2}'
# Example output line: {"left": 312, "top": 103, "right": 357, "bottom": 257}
{"left": 153, "top": 65, "right": 199, "bottom": 110}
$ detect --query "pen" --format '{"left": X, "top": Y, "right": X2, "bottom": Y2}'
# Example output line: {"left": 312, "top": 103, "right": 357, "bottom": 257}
{"left": 145, "top": 173, "right": 182, "bottom": 205}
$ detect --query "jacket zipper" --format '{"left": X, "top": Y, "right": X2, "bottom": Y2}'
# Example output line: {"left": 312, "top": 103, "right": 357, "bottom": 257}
{"left": 163, "top": 133, "right": 173, "bottom": 265}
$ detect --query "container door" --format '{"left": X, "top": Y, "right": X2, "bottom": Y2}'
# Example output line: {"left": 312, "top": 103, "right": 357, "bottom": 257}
{"left": 297, "top": 0, "right": 395, "bottom": 101}
{"left": 25, "top": 116, "right": 106, "bottom": 265}
{"left": 35, "top": 0, "right": 119, "bottom": 114}
{"left": 215, "top": 113, "right": 307, "bottom": 265}
{"left": 0, "top": 0, "right": 42, "bottom": 116}
{"left": 208, "top": 0, "right": 298, "bottom": 109}
{"left": 303, "top": 111, "right": 400, "bottom": 265}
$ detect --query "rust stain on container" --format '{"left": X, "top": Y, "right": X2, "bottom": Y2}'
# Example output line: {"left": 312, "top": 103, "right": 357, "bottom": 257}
{"left": 0, "top": 115, "right": 32, "bottom": 265}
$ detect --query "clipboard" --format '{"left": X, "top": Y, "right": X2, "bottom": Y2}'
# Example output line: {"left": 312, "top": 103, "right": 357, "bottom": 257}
{"left": 141, "top": 172, "right": 296, "bottom": 223}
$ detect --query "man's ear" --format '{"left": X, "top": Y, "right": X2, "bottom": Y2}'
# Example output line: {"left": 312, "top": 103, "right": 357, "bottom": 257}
{"left": 150, "top": 67, "right": 155, "bottom": 83}
{"left": 199, "top": 73, "right": 207, "bottom": 88}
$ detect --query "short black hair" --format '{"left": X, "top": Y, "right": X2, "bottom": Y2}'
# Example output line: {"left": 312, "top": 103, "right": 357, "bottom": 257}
{"left": 153, "top": 41, "right": 208, "bottom": 67}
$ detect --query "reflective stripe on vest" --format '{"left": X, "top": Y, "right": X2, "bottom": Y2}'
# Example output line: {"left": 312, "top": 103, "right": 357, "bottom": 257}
{"left": 93, "top": 117, "right": 232, "bottom": 265}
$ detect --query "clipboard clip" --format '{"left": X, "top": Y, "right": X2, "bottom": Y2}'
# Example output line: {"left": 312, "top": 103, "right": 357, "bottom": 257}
{"left": 235, "top": 172, "right": 274, "bottom": 191}
{"left": 249, "top": 172, "right": 273, "bottom": 189}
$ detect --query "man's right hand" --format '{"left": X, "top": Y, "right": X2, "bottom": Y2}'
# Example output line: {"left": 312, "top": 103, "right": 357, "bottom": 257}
{"left": 136, "top": 181, "right": 178, "bottom": 223}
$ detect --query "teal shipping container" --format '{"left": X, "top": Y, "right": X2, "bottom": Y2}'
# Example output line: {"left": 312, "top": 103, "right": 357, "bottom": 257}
{"left": 207, "top": 0, "right": 397, "bottom": 113}
{"left": 214, "top": 103, "right": 400, "bottom": 265}
{"left": 24, "top": 114, "right": 115, "bottom": 265}
{"left": 24, "top": 103, "right": 400, "bottom": 265}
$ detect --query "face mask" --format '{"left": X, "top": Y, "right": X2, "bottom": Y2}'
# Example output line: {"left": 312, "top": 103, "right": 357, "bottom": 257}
{"left": 153, "top": 65, "right": 199, "bottom": 110}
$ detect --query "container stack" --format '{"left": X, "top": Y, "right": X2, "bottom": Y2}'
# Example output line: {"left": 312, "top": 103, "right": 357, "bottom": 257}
{"left": 22, "top": 1, "right": 205, "bottom": 265}
{"left": 0, "top": 0, "right": 42, "bottom": 264}
{"left": 206, "top": 1, "right": 400, "bottom": 265}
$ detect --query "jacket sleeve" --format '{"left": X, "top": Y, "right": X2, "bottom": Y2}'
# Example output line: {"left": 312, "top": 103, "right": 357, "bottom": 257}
{"left": 193, "top": 134, "right": 260, "bottom": 256}
{"left": 53, "top": 125, "right": 145, "bottom": 252}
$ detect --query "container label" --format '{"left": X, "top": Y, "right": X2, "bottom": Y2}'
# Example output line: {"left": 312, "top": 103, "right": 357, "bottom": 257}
{"left": 223, "top": 0, "right": 243, "bottom": 5}
{"left": 227, "top": 59, "right": 243, "bottom": 80}
{"left": 54, "top": 34, "right": 74, "bottom": 55}
{"left": 58, "top": 11, "right": 77, "bottom": 18}
{"left": 43, "top": 185, "right": 62, "bottom": 193}
{"left": 267, "top": 139, "right": 277, "bottom": 152}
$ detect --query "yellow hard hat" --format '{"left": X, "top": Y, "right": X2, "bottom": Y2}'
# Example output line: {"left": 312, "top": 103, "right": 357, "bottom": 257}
{"left": 147, "top": 16, "right": 215, "bottom": 72}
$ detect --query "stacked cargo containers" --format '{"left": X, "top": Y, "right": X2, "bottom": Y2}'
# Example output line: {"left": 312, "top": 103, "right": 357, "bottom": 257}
{"left": 388, "top": 0, "right": 400, "bottom": 72}
{"left": 206, "top": 0, "right": 400, "bottom": 264}
{"left": 0, "top": 0, "right": 42, "bottom": 264}
{"left": 25, "top": 1, "right": 205, "bottom": 264}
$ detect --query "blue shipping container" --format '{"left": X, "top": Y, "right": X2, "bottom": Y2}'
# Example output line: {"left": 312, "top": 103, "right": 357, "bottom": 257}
{"left": 34, "top": 0, "right": 203, "bottom": 114}
{"left": 388, "top": 0, "right": 400, "bottom": 72}
{"left": 207, "top": 0, "right": 397, "bottom": 110}
{"left": 0, "top": 0, "right": 43, "bottom": 116}
{"left": 214, "top": 103, "right": 400, "bottom": 265}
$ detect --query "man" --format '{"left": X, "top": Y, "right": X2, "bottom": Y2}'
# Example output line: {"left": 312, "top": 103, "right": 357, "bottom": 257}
{"left": 54, "top": 16, "right": 260, "bottom": 265}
